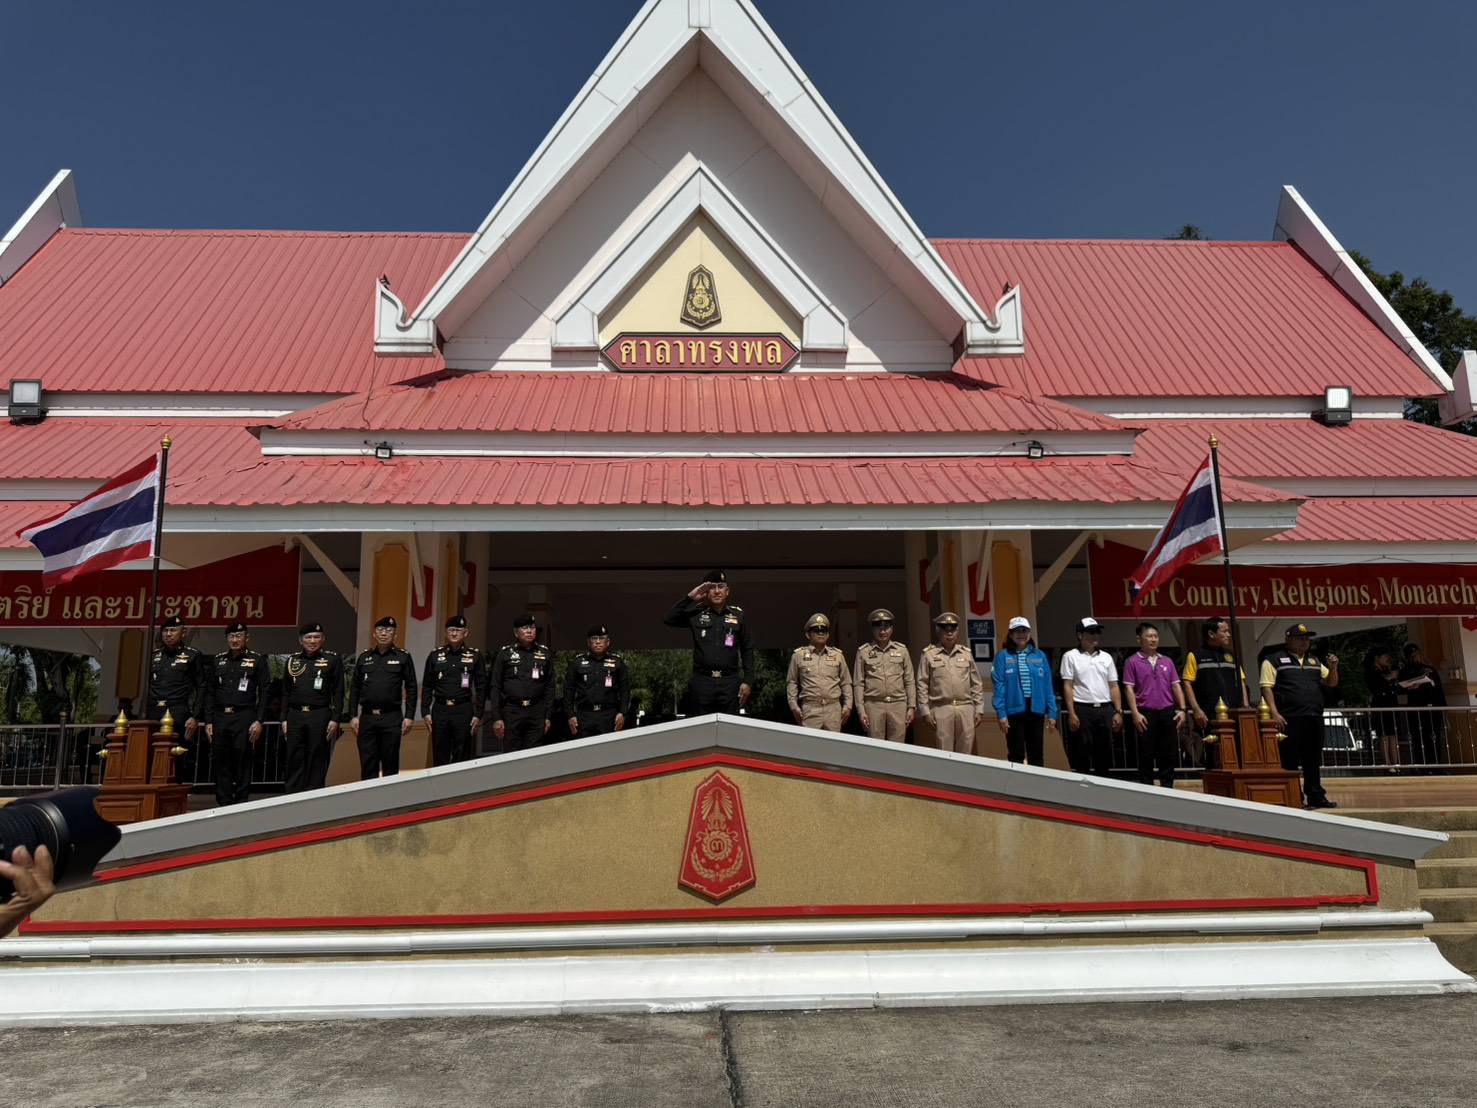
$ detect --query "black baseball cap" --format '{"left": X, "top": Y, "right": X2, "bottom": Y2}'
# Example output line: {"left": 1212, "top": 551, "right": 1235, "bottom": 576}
{"left": 1285, "top": 623, "right": 1314, "bottom": 637}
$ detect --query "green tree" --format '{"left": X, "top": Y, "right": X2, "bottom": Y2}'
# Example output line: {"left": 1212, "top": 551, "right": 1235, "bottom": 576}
{"left": 1166, "top": 224, "right": 1207, "bottom": 241}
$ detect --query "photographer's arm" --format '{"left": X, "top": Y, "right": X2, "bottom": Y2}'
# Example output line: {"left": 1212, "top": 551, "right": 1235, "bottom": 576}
{"left": 0, "top": 845, "right": 55, "bottom": 939}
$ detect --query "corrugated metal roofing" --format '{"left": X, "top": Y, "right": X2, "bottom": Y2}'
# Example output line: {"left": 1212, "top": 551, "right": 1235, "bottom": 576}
{"left": 0, "top": 420, "right": 262, "bottom": 482}
{"left": 168, "top": 454, "right": 1289, "bottom": 509}
{"left": 0, "top": 229, "right": 465, "bottom": 395}
{"left": 0, "top": 502, "right": 69, "bottom": 549}
{"left": 272, "top": 372, "right": 1129, "bottom": 435}
{"left": 1130, "top": 419, "right": 1477, "bottom": 480}
{"left": 1272, "top": 497, "right": 1477, "bottom": 543}
{"left": 937, "top": 239, "right": 1441, "bottom": 400}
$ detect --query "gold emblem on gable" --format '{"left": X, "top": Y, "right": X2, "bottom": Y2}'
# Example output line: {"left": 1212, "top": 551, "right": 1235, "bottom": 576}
{"left": 680, "top": 265, "right": 722, "bottom": 330}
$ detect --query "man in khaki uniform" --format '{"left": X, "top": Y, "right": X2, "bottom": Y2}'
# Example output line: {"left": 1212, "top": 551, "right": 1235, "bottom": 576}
{"left": 853, "top": 607, "right": 915, "bottom": 742}
{"left": 786, "top": 613, "right": 853, "bottom": 731}
{"left": 916, "top": 611, "right": 984, "bottom": 753}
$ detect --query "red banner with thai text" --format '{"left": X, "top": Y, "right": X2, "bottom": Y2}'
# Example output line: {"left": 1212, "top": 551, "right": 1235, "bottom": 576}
{"left": 1089, "top": 540, "right": 1477, "bottom": 619}
{"left": 0, "top": 546, "right": 300, "bottom": 627}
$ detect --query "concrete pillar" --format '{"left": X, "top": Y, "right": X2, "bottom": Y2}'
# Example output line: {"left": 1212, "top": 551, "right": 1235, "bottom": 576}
{"left": 903, "top": 530, "right": 930, "bottom": 654}
{"left": 835, "top": 582, "right": 859, "bottom": 656}
{"left": 528, "top": 584, "right": 553, "bottom": 648}
{"left": 462, "top": 532, "right": 491, "bottom": 655}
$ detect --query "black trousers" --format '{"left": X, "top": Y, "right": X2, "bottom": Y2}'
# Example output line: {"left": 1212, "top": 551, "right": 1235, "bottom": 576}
{"left": 156, "top": 699, "right": 198, "bottom": 786}
{"left": 575, "top": 707, "right": 619, "bottom": 737}
{"left": 1069, "top": 702, "right": 1115, "bottom": 776}
{"left": 1280, "top": 714, "right": 1328, "bottom": 803}
{"left": 1136, "top": 707, "right": 1178, "bottom": 788}
{"left": 501, "top": 705, "right": 547, "bottom": 752}
{"left": 285, "top": 706, "right": 334, "bottom": 793}
{"left": 431, "top": 701, "right": 474, "bottom": 766}
{"left": 211, "top": 712, "right": 254, "bottom": 806}
{"left": 357, "top": 710, "right": 403, "bottom": 779}
{"left": 687, "top": 672, "right": 741, "bottom": 715}
{"left": 1005, "top": 712, "right": 1046, "bottom": 766}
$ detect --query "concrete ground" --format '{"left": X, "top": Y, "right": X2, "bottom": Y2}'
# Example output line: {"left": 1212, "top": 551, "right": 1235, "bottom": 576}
{"left": 3, "top": 995, "right": 1475, "bottom": 1107}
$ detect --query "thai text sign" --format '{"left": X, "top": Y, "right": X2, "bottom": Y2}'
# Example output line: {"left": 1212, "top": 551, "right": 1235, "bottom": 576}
{"left": 602, "top": 332, "right": 798, "bottom": 372}
{"left": 0, "top": 546, "right": 300, "bottom": 627}
{"left": 1089, "top": 540, "right": 1477, "bottom": 618}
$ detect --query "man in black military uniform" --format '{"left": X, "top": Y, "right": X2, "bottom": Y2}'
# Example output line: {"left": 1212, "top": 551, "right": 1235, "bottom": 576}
{"left": 489, "top": 614, "right": 554, "bottom": 753}
{"left": 347, "top": 616, "right": 418, "bottom": 780}
{"left": 147, "top": 614, "right": 205, "bottom": 785}
{"left": 565, "top": 624, "right": 630, "bottom": 739}
{"left": 1260, "top": 623, "right": 1340, "bottom": 809}
{"left": 280, "top": 620, "right": 344, "bottom": 793}
{"left": 203, "top": 620, "right": 271, "bottom": 806}
{"left": 421, "top": 614, "right": 487, "bottom": 766}
{"left": 664, "top": 570, "right": 754, "bottom": 715}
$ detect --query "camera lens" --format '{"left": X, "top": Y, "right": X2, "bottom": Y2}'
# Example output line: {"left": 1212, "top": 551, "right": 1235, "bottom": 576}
{"left": 0, "top": 786, "right": 121, "bottom": 899}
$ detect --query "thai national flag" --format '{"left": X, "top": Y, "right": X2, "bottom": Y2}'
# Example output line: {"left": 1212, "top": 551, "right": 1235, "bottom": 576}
{"left": 1130, "top": 455, "right": 1223, "bottom": 602}
{"left": 18, "top": 453, "right": 162, "bottom": 589}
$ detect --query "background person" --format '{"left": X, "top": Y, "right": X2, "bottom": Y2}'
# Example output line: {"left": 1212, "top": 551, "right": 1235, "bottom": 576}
{"left": 1400, "top": 643, "right": 1448, "bottom": 767}
{"left": 1260, "top": 623, "right": 1339, "bottom": 809}
{"left": 785, "top": 614, "right": 852, "bottom": 731}
{"left": 917, "top": 613, "right": 983, "bottom": 754}
{"left": 1363, "top": 644, "right": 1402, "bottom": 770}
{"left": 1181, "top": 617, "right": 1247, "bottom": 767}
{"left": 853, "top": 608, "right": 915, "bottom": 742}
{"left": 991, "top": 616, "right": 1057, "bottom": 767}
{"left": 1122, "top": 621, "right": 1186, "bottom": 789}
{"left": 1059, "top": 617, "right": 1120, "bottom": 775}
{"left": 203, "top": 620, "right": 271, "bottom": 806}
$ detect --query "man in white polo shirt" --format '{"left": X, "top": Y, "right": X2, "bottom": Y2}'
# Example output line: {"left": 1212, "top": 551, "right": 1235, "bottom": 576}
{"left": 1059, "top": 617, "right": 1122, "bottom": 776}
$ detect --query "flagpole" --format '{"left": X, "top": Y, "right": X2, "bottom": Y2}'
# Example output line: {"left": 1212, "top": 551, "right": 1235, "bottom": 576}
{"left": 1207, "top": 434, "right": 1247, "bottom": 696}
{"left": 140, "top": 436, "right": 171, "bottom": 703}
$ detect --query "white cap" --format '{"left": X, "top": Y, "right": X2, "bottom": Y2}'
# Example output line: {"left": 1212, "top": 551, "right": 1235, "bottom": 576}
{"left": 1008, "top": 616, "right": 1031, "bottom": 631}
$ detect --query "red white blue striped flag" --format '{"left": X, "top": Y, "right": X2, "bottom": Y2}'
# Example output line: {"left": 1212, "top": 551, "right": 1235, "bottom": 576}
{"left": 1130, "top": 455, "right": 1223, "bottom": 601}
{"left": 18, "top": 452, "right": 161, "bottom": 589}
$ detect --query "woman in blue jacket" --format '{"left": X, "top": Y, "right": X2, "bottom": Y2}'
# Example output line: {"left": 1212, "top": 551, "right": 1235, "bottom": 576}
{"left": 992, "top": 616, "right": 1058, "bottom": 766}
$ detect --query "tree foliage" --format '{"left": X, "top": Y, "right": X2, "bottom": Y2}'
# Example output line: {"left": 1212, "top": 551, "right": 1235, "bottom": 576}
{"left": 1166, "top": 224, "right": 1207, "bottom": 241}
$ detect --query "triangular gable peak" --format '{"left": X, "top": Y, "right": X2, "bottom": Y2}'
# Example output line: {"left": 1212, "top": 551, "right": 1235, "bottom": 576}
{"left": 375, "top": 0, "right": 1022, "bottom": 372}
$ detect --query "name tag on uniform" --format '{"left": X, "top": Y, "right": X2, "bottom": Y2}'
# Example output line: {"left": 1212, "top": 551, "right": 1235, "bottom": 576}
{"left": 314, "top": 673, "right": 323, "bottom": 690}
{"left": 461, "top": 670, "right": 470, "bottom": 689}
{"left": 238, "top": 675, "right": 250, "bottom": 693}
{"left": 724, "top": 632, "right": 734, "bottom": 647}
{"left": 605, "top": 673, "right": 613, "bottom": 688}
{"left": 531, "top": 665, "right": 541, "bottom": 680}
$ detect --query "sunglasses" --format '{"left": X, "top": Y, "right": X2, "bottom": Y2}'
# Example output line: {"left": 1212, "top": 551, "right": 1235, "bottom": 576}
{"left": 806, "top": 626, "right": 828, "bottom": 634}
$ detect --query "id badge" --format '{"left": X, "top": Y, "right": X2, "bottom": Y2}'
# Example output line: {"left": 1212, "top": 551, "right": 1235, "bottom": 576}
{"left": 238, "top": 675, "right": 250, "bottom": 693}
{"left": 724, "top": 632, "right": 735, "bottom": 648}
{"left": 531, "top": 665, "right": 541, "bottom": 680}
{"left": 313, "top": 673, "right": 323, "bottom": 691}
{"left": 604, "top": 672, "right": 613, "bottom": 688}
{"left": 461, "top": 670, "right": 471, "bottom": 689}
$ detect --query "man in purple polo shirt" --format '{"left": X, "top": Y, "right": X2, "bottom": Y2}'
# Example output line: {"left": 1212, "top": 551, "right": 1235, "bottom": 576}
{"left": 1122, "top": 621, "right": 1187, "bottom": 788}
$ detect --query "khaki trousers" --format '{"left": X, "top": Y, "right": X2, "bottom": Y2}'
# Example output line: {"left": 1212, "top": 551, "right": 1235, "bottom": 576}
{"left": 864, "top": 700, "right": 908, "bottom": 742}
{"left": 800, "top": 700, "right": 844, "bottom": 731}
{"left": 931, "top": 704, "right": 974, "bottom": 754}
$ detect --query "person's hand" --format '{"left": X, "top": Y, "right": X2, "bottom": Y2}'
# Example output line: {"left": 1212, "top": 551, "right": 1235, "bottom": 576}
{"left": 205, "top": 723, "right": 215, "bottom": 740}
{"left": 1271, "top": 712, "right": 1287, "bottom": 730}
{"left": 1046, "top": 716, "right": 1058, "bottom": 731}
{"left": 1326, "top": 652, "right": 1339, "bottom": 667}
{"left": 248, "top": 721, "right": 263, "bottom": 744}
{"left": 919, "top": 712, "right": 933, "bottom": 726}
{"left": 1132, "top": 712, "right": 1147, "bottom": 733}
{"left": 184, "top": 717, "right": 198, "bottom": 739}
{"left": 1067, "top": 712, "right": 1079, "bottom": 732}
{"left": 791, "top": 707, "right": 804, "bottom": 724}
{"left": 1193, "top": 708, "right": 1208, "bottom": 729}
{"left": 739, "top": 683, "right": 752, "bottom": 706}
{"left": 400, "top": 717, "right": 411, "bottom": 737}
{"left": 0, "top": 844, "right": 55, "bottom": 921}
{"left": 1000, "top": 716, "right": 1011, "bottom": 734}
{"left": 614, "top": 713, "right": 625, "bottom": 732}
{"left": 859, "top": 712, "right": 871, "bottom": 731}
{"left": 905, "top": 708, "right": 916, "bottom": 726}
{"left": 543, "top": 719, "right": 551, "bottom": 735}
{"left": 1111, "top": 710, "right": 1123, "bottom": 732}
{"left": 470, "top": 716, "right": 481, "bottom": 735}
{"left": 493, "top": 720, "right": 505, "bottom": 740}
{"left": 327, "top": 720, "right": 340, "bottom": 737}
{"left": 841, "top": 709, "right": 852, "bottom": 726}
{"left": 687, "top": 581, "right": 711, "bottom": 600}
{"left": 974, "top": 713, "right": 986, "bottom": 729}
{"left": 568, "top": 717, "right": 579, "bottom": 736}
{"left": 1173, "top": 710, "right": 1186, "bottom": 727}
{"left": 346, "top": 717, "right": 359, "bottom": 733}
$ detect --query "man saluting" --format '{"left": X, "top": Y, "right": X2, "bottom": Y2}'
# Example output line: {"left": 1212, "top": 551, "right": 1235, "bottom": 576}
{"left": 664, "top": 570, "right": 754, "bottom": 715}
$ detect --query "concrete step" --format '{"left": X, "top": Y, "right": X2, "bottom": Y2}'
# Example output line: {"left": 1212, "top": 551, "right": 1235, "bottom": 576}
{"left": 1417, "top": 859, "right": 1477, "bottom": 888}
{"left": 1338, "top": 807, "right": 1477, "bottom": 832}
{"left": 1418, "top": 888, "right": 1477, "bottom": 923}
{"left": 1426, "top": 922, "right": 1477, "bottom": 974}
{"left": 1426, "top": 830, "right": 1477, "bottom": 860}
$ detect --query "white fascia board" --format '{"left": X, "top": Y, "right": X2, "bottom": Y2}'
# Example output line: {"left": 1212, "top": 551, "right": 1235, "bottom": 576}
{"left": 1438, "top": 350, "right": 1477, "bottom": 426}
{"left": 552, "top": 163, "right": 847, "bottom": 350}
{"left": 379, "top": 0, "right": 1018, "bottom": 358}
{"left": 257, "top": 429, "right": 1138, "bottom": 458}
{"left": 0, "top": 392, "right": 336, "bottom": 418}
{"left": 1274, "top": 185, "right": 1452, "bottom": 391}
{"left": 0, "top": 481, "right": 96, "bottom": 501}
{"left": 161, "top": 500, "right": 1300, "bottom": 535}
{"left": 0, "top": 169, "right": 81, "bottom": 287}
{"left": 1234, "top": 542, "right": 1477, "bottom": 566}
{"left": 1065, "top": 396, "right": 1408, "bottom": 419}
{"left": 1257, "top": 477, "right": 1477, "bottom": 497}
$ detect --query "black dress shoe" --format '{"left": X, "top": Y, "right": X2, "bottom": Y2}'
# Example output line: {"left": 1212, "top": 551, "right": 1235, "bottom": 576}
{"left": 1307, "top": 797, "right": 1339, "bottom": 809}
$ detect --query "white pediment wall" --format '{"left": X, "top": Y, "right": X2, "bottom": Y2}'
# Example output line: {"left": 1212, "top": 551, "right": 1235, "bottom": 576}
{"left": 443, "top": 69, "right": 953, "bottom": 373}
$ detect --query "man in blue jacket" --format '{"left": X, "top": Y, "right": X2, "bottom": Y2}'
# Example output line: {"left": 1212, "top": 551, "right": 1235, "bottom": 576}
{"left": 992, "top": 616, "right": 1058, "bottom": 766}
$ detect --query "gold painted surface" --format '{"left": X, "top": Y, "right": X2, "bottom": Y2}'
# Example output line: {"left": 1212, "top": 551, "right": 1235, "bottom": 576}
{"left": 42, "top": 766, "right": 1385, "bottom": 925}
{"left": 599, "top": 216, "right": 800, "bottom": 346}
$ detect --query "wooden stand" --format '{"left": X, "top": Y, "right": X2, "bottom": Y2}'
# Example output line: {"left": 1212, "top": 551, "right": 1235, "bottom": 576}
{"left": 1202, "top": 705, "right": 1303, "bottom": 808}
{"left": 95, "top": 719, "right": 191, "bottom": 825}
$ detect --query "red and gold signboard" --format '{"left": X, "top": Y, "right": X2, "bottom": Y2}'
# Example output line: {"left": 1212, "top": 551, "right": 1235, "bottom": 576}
{"left": 0, "top": 545, "right": 301, "bottom": 628}
{"left": 678, "top": 770, "right": 757, "bottom": 902}
{"left": 1090, "top": 540, "right": 1477, "bottom": 619}
{"left": 602, "top": 332, "right": 798, "bottom": 372}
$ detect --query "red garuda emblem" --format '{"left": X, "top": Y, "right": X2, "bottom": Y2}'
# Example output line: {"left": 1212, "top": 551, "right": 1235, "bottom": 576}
{"left": 678, "top": 771, "right": 756, "bottom": 902}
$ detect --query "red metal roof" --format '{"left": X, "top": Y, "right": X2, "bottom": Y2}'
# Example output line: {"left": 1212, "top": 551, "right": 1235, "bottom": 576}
{"left": 271, "top": 371, "right": 1129, "bottom": 436}
{"left": 169, "top": 454, "right": 1289, "bottom": 509}
{"left": 0, "top": 229, "right": 464, "bottom": 395}
{"left": 0, "top": 419, "right": 262, "bottom": 482}
{"left": 0, "top": 502, "right": 68, "bottom": 549}
{"left": 937, "top": 239, "right": 1441, "bottom": 400}
{"left": 1130, "top": 419, "right": 1477, "bottom": 480}
{"left": 1271, "top": 497, "right": 1477, "bottom": 543}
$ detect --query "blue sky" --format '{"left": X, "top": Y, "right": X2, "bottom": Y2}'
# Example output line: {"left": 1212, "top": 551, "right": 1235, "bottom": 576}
{"left": 5, "top": 0, "right": 1474, "bottom": 306}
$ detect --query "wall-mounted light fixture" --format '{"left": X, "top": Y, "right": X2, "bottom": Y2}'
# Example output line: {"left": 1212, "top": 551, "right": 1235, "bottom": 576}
{"left": 374, "top": 441, "right": 394, "bottom": 461}
{"left": 1026, "top": 440, "right": 1045, "bottom": 460}
{"left": 8, "top": 379, "right": 44, "bottom": 422}
{"left": 1313, "top": 386, "right": 1352, "bottom": 426}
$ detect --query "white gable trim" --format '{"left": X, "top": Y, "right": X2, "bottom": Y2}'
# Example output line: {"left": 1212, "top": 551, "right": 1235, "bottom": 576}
{"left": 552, "top": 162, "right": 847, "bottom": 351}
{"left": 374, "top": 0, "right": 1021, "bottom": 357}
{"left": 0, "top": 169, "right": 81, "bottom": 287}
{"left": 1274, "top": 185, "right": 1452, "bottom": 391}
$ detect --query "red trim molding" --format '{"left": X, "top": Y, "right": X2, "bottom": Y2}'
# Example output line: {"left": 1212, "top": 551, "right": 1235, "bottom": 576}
{"left": 23, "top": 752, "right": 1380, "bottom": 935}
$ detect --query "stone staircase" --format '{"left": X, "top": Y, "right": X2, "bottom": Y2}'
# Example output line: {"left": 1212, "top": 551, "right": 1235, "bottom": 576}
{"left": 1341, "top": 805, "right": 1477, "bottom": 973}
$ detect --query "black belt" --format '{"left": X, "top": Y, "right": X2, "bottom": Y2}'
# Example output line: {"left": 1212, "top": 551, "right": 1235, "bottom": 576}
{"left": 363, "top": 706, "right": 401, "bottom": 716}
{"left": 293, "top": 704, "right": 327, "bottom": 713}
{"left": 1078, "top": 701, "right": 1112, "bottom": 708}
{"left": 697, "top": 668, "right": 739, "bottom": 678}
{"left": 579, "top": 704, "right": 614, "bottom": 712}
{"left": 438, "top": 697, "right": 470, "bottom": 707}
{"left": 507, "top": 699, "right": 535, "bottom": 708}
